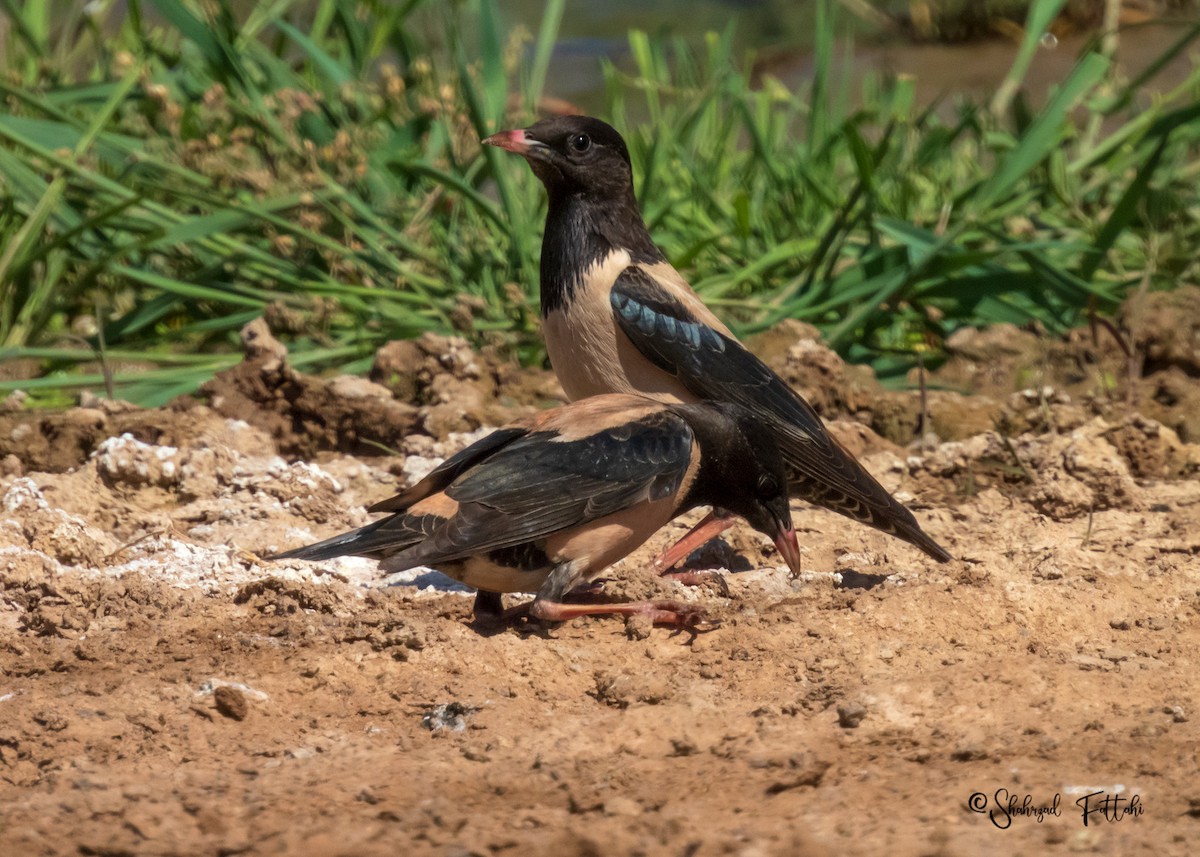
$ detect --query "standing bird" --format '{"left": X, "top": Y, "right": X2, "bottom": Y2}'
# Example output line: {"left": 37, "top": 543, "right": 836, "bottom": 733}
{"left": 483, "top": 115, "right": 951, "bottom": 566}
{"left": 269, "top": 395, "right": 801, "bottom": 625}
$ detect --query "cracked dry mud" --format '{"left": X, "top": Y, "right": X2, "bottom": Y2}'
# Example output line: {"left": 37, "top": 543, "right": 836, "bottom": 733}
{"left": 2, "top": 312, "right": 1199, "bottom": 857}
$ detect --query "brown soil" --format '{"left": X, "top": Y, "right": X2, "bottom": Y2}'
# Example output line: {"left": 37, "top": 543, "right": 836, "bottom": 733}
{"left": 3, "top": 307, "right": 1200, "bottom": 856}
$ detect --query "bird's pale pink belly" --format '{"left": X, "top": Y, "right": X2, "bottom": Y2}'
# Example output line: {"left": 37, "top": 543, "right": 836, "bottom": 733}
{"left": 542, "top": 253, "right": 698, "bottom": 404}
{"left": 544, "top": 495, "right": 682, "bottom": 577}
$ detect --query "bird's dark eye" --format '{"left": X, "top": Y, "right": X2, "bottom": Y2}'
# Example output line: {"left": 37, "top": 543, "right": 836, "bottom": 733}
{"left": 569, "top": 133, "right": 592, "bottom": 153}
{"left": 757, "top": 474, "right": 779, "bottom": 498}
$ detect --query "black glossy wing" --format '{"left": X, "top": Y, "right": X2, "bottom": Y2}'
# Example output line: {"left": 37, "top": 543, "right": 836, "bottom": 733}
{"left": 611, "top": 267, "right": 850, "bottom": 476}
{"left": 369, "top": 427, "right": 529, "bottom": 513}
{"left": 389, "top": 408, "right": 694, "bottom": 568}
{"left": 610, "top": 265, "right": 951, "bottom": 561}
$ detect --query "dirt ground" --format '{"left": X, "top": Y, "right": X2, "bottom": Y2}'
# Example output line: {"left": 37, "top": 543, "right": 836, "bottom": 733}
{"left": 3, "top": 299, "right": 1200, "bottom": 856}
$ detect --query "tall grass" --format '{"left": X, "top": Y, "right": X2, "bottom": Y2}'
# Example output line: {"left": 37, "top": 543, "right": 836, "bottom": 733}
{"left": 0, "top": 0, "right": 1198, "bottom": 404}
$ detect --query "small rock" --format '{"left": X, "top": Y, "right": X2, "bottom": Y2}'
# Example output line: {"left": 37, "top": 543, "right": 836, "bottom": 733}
{"left": 837, "top": 702, "right": 867, "bottom": 729}
{"left": 214, "top": 686, "right": 248, "bottom": 721}
{"left": 624, "top": 612, "right": 654, "bottom": 641}
{"left": 1109, "top": 618, "right": 1131, "bottom": 631}
{"left": 93, "top": 433, "right": 181, "bottom": 488}
{"left": 1165, "top": 705, "right": 1188, "bottom": 723}
{"left": 422, "top": 702, "right": 474, "bottom": 732}
{"left": 1102, "top": 648, "right": 1135, "bottom": 663}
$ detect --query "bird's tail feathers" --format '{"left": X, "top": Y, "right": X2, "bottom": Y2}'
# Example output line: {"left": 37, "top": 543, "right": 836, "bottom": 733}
{"left": 267, "top": 516, "right": 406, "bottom": 563}
{"left": 787, "top": 463, "right": 952, "bottom": 563}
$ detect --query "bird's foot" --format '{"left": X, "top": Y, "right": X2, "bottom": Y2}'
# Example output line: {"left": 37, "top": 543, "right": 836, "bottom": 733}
{"left": 530, "top": 598, "right": 709, "bottom": 628}
{"left": 470, "top": 590, "right": 538, "bottom": 629}
{"left": 566, "top": 579, "right": 608, "bottom": 597}
{"left": 659, "top": 568, "right": 731, "bottom": 597}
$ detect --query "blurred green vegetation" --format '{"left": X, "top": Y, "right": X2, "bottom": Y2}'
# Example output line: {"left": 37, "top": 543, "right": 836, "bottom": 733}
{"left": 1, "top": 0, "right": 1198, "bottom": 405}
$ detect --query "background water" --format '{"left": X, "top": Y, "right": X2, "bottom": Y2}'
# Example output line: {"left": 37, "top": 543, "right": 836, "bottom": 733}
{"left": 489, "top": 0, "right": 1196, "bottom": 111}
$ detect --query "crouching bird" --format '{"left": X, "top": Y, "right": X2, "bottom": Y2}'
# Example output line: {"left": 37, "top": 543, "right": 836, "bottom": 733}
{"left": 483, "top": 115, "right": 951, "bottom": 567}
{"left": 268, "top": 394, "right": 800, "bottom": 626}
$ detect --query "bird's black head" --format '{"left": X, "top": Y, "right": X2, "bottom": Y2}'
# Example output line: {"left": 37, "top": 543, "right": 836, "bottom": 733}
{"left": 483, "top": 115, "right": 635, "bottom": 202}
{"left": 680, "top": 402, "right": 801, "bottom": 577}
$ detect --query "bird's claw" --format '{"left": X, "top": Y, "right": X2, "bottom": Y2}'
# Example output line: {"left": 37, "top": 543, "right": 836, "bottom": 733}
{"left": 660, "top": 569, "right": 731, "bottom": 597}
{"left": 640, "top": 599, "right": 710, "bottom": 627}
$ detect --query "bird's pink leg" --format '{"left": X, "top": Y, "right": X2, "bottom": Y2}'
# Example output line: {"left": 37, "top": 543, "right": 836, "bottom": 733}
{"left": 652, "top": 509, "right": 736, "bottom": 587}
{"left": 530, "top": 598, "right": 707, "bottom": 627}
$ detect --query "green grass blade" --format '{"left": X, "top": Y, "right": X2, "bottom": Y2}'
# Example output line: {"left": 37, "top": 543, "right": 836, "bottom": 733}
{"left": 990, "top": 0, "right": 1070, "bottom": 116}
{"left": 976, "top": 52, "right": 1110, "bottom": 212}
{"left": 524, "top": 0, "right": 565, "bottom": 112}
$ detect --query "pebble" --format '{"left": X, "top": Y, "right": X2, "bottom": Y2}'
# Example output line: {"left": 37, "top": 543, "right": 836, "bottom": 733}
{"left": 214, "top": 686, "right": 248, "bottom": 721}
{"left": 422, "top": 702, "right": 473, "bottom": 732}
{"left": 836, "top": 702, "right": 866, "bottom": 729}
{"left": 624, "top": 613, "right": 653, "bottom": 641}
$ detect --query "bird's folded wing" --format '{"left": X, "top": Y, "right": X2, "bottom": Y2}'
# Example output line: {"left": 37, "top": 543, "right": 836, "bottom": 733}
{"left": 393, "top": 409, "right": 694, "bottom": 567}
{"left": 610, "top": 266, "right": 888, "bottom": 507}
{"left": 369, "top": 427, "right": 530, "bottom": 513}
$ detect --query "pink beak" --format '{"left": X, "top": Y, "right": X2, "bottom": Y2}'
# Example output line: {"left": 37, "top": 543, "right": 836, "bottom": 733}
{"left": 482, "top": 128, "right": 535, "bottom": 155}
{"left": 774, "top": 526, "right": 803, "bottom": 579}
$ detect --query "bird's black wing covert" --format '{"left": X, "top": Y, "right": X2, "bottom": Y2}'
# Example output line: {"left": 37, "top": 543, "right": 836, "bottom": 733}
{"left": 609, "top": 265, "right": 946, "bottom": 555}
{"left": 394, "top": 408, "right": 695, "bottom": 567}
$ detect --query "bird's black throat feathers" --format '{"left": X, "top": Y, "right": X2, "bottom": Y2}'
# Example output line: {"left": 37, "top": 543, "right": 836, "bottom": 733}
{"left": 674, "top": 402, "right": 785, "bottom": 513}
{"left": 540, "top": 188, "right": 664, "bottom": 317}
{"left": 674, "top": 402, "right": 743, "bottom": 511}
